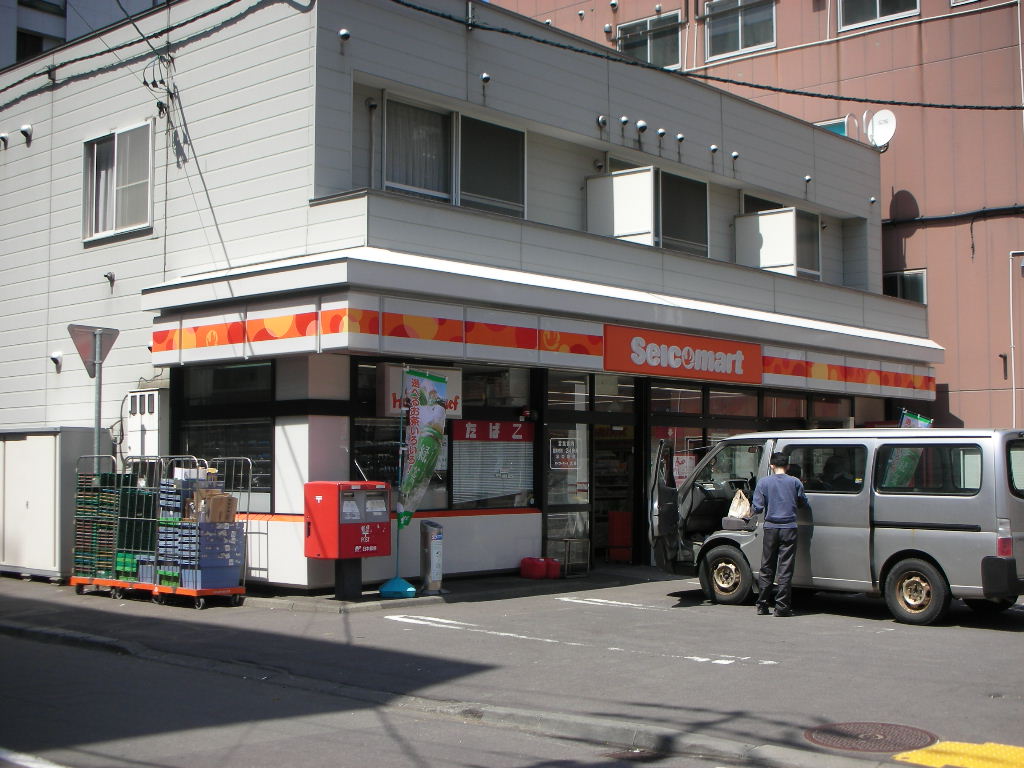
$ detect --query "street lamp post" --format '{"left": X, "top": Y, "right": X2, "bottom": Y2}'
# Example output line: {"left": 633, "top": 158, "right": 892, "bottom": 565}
{"left": 1010, "top": 251, "right": 1024, "bottom": 428}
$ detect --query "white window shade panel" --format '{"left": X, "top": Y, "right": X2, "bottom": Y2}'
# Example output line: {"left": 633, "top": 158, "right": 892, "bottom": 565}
{"left": 91, "top": 136, "right": 115, "bottom": 235}
{"left": 115, "top": 123, "right": 151, "bottom": 230}
{"left": 586, "top": 167, "right": 655, "bottom": 245}
{"left": 735, "top": 208, "right": 798, "bottom": 274}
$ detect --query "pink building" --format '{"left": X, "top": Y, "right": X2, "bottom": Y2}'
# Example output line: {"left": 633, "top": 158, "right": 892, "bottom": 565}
{"left": 497, "top": 0, "right": 1024, "bottom": 427}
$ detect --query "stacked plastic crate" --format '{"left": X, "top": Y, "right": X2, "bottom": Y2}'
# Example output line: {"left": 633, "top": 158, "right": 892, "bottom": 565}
{"left": 73, "top": 472, "right": 120, "bottom": 578}
{"left": 115, "top": 485, "right": 158, "bottom": 581}
{"left": 179, "top": 522, "right": 245, "bottom": 589}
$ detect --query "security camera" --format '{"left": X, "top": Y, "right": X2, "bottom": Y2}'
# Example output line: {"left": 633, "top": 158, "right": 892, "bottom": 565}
{"left": 594, "top": 159, "right": 605, "bottom": 171}
{"left": 0, "top": 133, "right": 7, "bottom": 147}
{"left": 619, "top": 115, "right": 629, "bottom": 125}
{"left": 636, "top": 120, "right": 647, "bottom": 133}
{"left": 709, "top": 144, "right": 719, "bottom": 153}
{"left": 50, "top": 351, "right": 63, "bottom": 367}
{"left": 731, "top": 151, "right": 740, "bottom": 159}
{"left": 480, "top": 72, "right": 491, "bottom": 83}
{"left": 19, "top": 124, "right": 32, "bottom": 140}
{"left": 596, "top": 115, "right": 608, "bottom": 128}
{"left": 656, "top": 128, "right": 666, "bottom": 138}
{"left": 676, "top": 133, "right": 685, "bottom": 142}
{"left": 338, "top": 28, "right": 351, "bottom": 41}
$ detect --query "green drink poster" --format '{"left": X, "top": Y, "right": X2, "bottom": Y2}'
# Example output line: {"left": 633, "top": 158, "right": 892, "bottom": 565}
{"left": 397, "top": 369, "right": 448, "bottom": 528}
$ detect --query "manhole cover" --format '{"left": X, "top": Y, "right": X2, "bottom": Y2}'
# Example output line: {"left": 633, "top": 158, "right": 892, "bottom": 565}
{"left": 805, "top": 722, "right": 938, "bottom": 753}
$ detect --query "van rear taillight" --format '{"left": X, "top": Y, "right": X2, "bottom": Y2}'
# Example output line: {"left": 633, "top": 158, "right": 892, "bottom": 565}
{"left": 996, "top": 518, "right": 1013, "bottom": 557}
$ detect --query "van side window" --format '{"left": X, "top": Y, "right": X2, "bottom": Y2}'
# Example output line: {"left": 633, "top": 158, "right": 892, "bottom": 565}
{"left": 875, "top": 443, "right": 982, "bottom": 495}
{"left": 1008, "top": 440, "right": 1024, "bottom": 497}
{"left": 782, "top": 445, "right": 866, "bottom": 493}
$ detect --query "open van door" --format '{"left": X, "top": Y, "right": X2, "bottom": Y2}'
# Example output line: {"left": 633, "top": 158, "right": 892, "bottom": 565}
{"left": 648, "top": 439, "right": 679, "bottom": 571}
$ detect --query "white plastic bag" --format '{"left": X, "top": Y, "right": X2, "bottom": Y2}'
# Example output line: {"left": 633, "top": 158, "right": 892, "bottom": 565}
{"left": 727, "top": 489, "right": 751, "bottom": 519}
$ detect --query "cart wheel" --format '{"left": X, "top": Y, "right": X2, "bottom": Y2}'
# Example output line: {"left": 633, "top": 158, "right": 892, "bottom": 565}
{"left": 230, "top": 595, "right": 245, "bottom": 607}
{"left": 74, "top": 584, "right": 85, "bottom": 595}
{"left": 111, "top": 587, "right": 124, "bottom": 600}
{"left": 151, "top": 593, "right": 165, "bottom": 605}
{"left": 193, "top": 596, "right": 207, "bottom": 610}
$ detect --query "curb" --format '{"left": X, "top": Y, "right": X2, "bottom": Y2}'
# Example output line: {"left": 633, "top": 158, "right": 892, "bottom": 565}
{"left": 0, "top": 619, "right": 904, "bottom": 768}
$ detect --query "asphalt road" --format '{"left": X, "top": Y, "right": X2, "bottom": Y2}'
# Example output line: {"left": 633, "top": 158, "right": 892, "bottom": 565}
{"left": 0, "top": 634, "right": 754, "bottom": 768}
{"left": 0, "top": 571, "right": 1021, "bottom": 767}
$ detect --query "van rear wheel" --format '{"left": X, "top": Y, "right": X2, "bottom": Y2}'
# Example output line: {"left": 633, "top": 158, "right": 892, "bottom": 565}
{"left": 702, "top": 545, "right": 754, "bottom": 605}
{"left": 884, "top": 558, "right": 950, "bottom": 625}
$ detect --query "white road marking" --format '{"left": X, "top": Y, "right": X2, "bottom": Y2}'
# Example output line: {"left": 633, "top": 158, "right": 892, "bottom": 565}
{"left": 385, "top": 615, "right": 779, "bottom": 666}
{"left": 0, "top": 747, "right": 73, "bottom": 768}
{"left": 555, "top": 596, "right": 669, "bottom": 610}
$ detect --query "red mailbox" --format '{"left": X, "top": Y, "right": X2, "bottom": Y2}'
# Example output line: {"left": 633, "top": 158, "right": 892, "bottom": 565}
{"left": 304, "top": 481, "right": 392, "bottom": 559}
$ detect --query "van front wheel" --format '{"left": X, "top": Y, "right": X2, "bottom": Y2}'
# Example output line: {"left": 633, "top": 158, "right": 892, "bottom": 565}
{"left": 703, "top": 546, "right": 754, "bottom": 605}
{"left": 884, "top": 559, "right": 950, "bottom": 625}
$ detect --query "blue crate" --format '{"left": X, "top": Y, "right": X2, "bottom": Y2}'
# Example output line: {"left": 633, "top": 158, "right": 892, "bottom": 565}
{"left": 180, "top": 566, "right": 240, "bottom": 590}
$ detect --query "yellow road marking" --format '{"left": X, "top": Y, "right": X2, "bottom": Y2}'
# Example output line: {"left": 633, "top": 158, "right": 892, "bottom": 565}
{"left": 894, "top": 741, "right": 1024, "bottom": 768}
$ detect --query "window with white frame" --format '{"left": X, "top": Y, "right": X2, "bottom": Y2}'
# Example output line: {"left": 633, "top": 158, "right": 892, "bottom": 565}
{"left": 385, "top": 100, "right": 525, "bottom": 217}
{"left": 839, "top": 0, "right": 917, "bottom": 30}
{"left": 705, "top": 0, "right": 774, "bottom": 60}
{"left": 883, "top": 269, "right": 926, "bottom": 303}
{"left": 83, "top": 122, "right": 152, "bottom": 239}
{"left": 618, "top": 11, "right": 681, "bottom": 68}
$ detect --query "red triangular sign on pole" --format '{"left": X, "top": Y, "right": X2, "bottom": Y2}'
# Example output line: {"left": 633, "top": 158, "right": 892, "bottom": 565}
{"left": 68, "top": 324, "right": 119, "bottom": 378}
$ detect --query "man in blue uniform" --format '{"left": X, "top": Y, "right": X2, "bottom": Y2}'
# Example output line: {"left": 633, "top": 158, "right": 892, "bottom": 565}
{"left": 753, "top": 451, "right": 808, "bottom": 617}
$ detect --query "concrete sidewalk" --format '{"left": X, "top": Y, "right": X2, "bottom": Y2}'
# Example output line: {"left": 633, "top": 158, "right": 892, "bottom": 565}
{"left": 0, "top": 569, "right": 906, "bottom": 768}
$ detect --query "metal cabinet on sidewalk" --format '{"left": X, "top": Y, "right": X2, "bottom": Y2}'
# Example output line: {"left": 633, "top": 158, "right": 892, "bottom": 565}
{"left": 0, "top": 427, "right": 105, "bottom": 581}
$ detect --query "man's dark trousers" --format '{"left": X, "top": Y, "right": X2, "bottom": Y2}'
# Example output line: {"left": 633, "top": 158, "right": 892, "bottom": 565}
{"left": 756, "top": 527, "right": 798, "bottom": 613}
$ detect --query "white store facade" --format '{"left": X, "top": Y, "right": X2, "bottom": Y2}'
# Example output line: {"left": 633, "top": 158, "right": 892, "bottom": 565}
{"left": 0, "top": 0, "right": 940, "bottom": 587}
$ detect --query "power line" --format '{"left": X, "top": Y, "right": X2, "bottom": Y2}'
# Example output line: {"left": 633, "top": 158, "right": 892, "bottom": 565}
{"left": 0, "top": 0, "right": 247, "bottom": 98}
{"left": 388, "top": 0, "right": 1024, "bottom": 111}
{"left": 115, "top": 0, "right": 163, "bottom": 58}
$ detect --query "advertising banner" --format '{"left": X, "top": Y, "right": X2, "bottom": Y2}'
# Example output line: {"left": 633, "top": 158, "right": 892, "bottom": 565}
{"left": 397, "top": 369, "right": 448, "bottom": 529}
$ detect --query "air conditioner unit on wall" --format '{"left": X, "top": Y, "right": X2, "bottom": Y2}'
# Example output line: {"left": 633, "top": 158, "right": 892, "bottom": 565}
{"left": 122, "top": 389, "right": 169, "bottom": 459}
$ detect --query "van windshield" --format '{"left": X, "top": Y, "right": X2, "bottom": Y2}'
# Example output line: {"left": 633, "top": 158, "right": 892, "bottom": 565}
{"left": 693, "top": 442, "right": 764, "bottom": 493}
{"left": 1008, "top": 440, "right": 1024, "bottom": 497}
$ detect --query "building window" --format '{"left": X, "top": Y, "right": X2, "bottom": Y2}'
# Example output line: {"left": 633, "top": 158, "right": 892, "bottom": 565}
{"left": 817, "top": 118, "right": 848, "bottom": 137}
{"left": 385, "top": 101, "right": 452, "bottom": 202}
{"left": 618, "top": 11, "right": 681, "bottom": 68}
{"left": 796, "top": 209, "right": 821, "bottom": 280}
{"left": 452, "top": 420, "right": 534, "bottom": 509}
{"left": 16, "top": 28, "right": 63, "bottom": 62}
{"left": 705, "top": 0, "right": 775, "bottom": 60}
{"left": 547, "top": 370, "right": 590, "bottom": 411}
{"left": 83, "top": 122, "right": 152, "bottom": 239}
{"left": 660, "top": 171, "right": 709, "bottom": 257}
{"left": 840, "top": 0, "right": 918, "bottom": 30}
{"left": 460, "top": 117, "right": 524, "bottom": 217}
{"left": 883, "top": 270, "right": 926, "bottom": 304}
{"left": 352, "top": 417, "right": 448, "bottom": 510}
{"left": 385, "top": 101, "right": 525, "bottom": 218}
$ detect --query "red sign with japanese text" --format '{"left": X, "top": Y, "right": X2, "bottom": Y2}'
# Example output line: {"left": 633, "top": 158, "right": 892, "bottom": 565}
{"left": 453, "top": 420, "right": 536, "bottom": 442}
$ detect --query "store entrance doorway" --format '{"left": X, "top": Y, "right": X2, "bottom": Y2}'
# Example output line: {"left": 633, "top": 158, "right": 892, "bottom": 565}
{"left": 592, "top": 424, "right": 636, "bottom": 564}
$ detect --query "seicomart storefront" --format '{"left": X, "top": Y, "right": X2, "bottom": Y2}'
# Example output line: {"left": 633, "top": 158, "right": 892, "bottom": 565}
{"left": 144, "top": 251, "right": 941, "bottom": 588}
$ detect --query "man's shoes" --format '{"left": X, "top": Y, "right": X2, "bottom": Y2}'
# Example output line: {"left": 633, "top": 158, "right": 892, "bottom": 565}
{"left": 756, "top": 604, "right": 770, "bottom": 615}
{"left": 774, "top": 608, "right": 794, "bottom": 617}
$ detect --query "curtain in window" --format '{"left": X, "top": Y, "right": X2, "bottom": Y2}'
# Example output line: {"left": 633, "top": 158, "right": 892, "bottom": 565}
{"left": 92, "top": 136, "right": 115, "bottom": 235}
{"left": 385, "top": 101, "right": 451, "bottom": 198}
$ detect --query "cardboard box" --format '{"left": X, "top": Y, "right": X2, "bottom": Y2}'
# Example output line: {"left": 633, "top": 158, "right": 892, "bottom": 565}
{"left": 205, "top": 493, "right": 238, "bottom": 522}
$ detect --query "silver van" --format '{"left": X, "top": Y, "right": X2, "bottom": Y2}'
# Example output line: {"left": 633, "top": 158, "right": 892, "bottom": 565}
{"left": 649, "top": 428, "right": 1024, "bottom": 624}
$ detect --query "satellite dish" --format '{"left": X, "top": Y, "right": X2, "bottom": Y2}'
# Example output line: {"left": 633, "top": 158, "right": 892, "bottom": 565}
{"left": 866, "top": 109, "right": 897, "bottom": 148}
